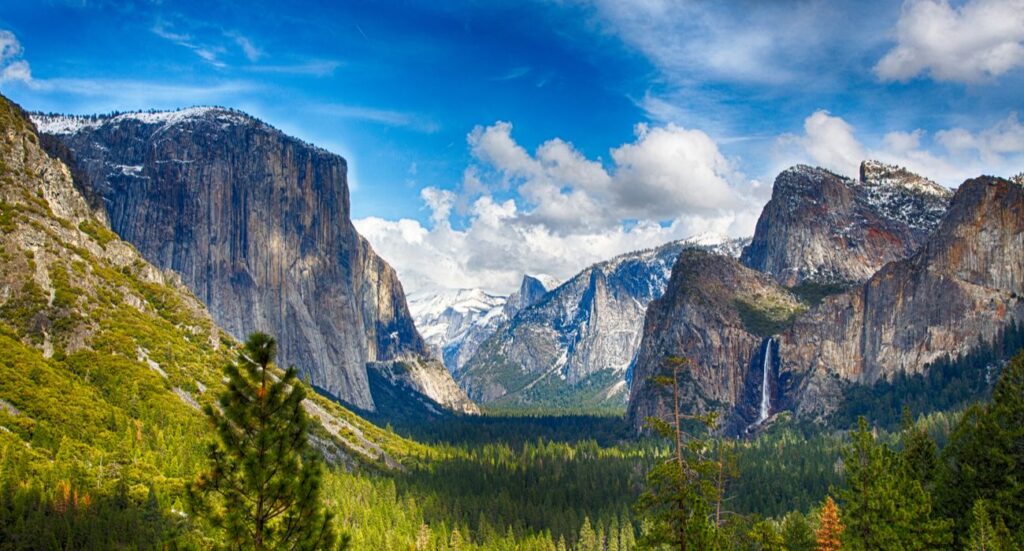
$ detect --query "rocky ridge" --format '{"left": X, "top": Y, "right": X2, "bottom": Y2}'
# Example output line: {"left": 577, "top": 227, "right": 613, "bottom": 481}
{"left": 459, "top": 236, "right": 749, "bottom": 409}
{"left": 409, "top": 274, "right": 555, "bottom": 375}
{"left": 741, "top": 161, "right": 952, "bottom": 286}
{"left": 628, "top": 165, "right": 1022, "bottom": 433}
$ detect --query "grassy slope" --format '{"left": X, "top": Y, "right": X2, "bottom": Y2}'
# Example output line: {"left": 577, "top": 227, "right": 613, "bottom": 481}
{"left": 0, "top": 94, "right": 425, "bottom": 545}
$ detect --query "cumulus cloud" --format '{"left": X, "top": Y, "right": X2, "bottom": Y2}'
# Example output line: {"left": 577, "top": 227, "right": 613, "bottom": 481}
{"left": 0, "top": 30, "right": 31, "bottom": 84}
{"left": 356, "top": 121, "right": 761, "bottom": 295}
{"left": 776, "top": 109, "right": 1024, "bottom": 185}
{"left": 876, "top": 0, "right": 1024, "bottom": 83}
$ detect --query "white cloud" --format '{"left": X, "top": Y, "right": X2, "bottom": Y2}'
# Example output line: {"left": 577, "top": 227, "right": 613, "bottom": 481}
{"left": 0, "top": 30, "right": 31, "bottom": 84}
{"left": 780, "top": 110, "right": 867, "bottom": 178}
{"left": 356, "top": 121, "right": 760, "bottom": 295}
{"left": 876, "top": 0, "right": 1024, "bottom": 83}
{"left": 776, "top": 109, "right": 1024, "bottom": 186}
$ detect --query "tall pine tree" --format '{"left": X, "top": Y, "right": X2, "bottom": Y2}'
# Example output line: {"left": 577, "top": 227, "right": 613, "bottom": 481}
{"left": 635, "top": 356, "right": 722, "bottom": 551}
{"left": 190, "top": 332, "right": 340, "bottom": 550}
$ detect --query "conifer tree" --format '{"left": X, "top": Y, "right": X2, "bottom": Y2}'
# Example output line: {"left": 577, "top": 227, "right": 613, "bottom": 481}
{"left": 748, "top": 519, "right": 784, "bottom": 551}
{"left": 815, "top": 497, "right": 842, "bottom": 551}
{"left": 780, "top": 511, "right": 815, "bottom": 551}
{"left": 966, "top": 500, "right": 1009, "bottom": 551}
{"left": 839, "top": 417, "right": 951, "bottom": 550}
{"left": 190, "top": 332, "right": 340, "bottom": 550}
{"left": 635, "top": 356, "right": 722, "bottom": 551}
{"left": 578, "top": 516, "right": 599, "bottom": 551}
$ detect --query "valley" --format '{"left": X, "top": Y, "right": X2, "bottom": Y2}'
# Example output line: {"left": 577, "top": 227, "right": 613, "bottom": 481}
{"left": 1, "top": 2, "right": 1024, "bottom": 544}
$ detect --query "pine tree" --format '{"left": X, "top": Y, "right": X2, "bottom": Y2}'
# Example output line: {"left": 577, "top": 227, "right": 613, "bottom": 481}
{"left": 839, "top": 417, "right": 951, "bottom": 550}
{"left": 578, "top": 516, "right": 599, "bottom": 551}
{"left": 635, "top": 356, "right": 722, "bottom": 551}
{"left": 450, "top": 526, "right": 463, "bottom": 551}
{"left": 190, "top": 333, "right": 339, "bottom": 550}
{"left": 780, "top": 511, "right": 815, "bottom": 551}
{"left": 966, "top": 500, "right": 1008, "bottom": 551}
{"left": 815, "top": 497, "right": 842, "bottom": 551}
{"left": 748, "top": 519, "right": 784, "bottom": 551}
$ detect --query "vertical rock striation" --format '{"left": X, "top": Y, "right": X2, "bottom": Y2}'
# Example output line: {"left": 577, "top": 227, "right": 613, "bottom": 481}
{"left": 32, "top": 108, "right": 470, "bottom": 412}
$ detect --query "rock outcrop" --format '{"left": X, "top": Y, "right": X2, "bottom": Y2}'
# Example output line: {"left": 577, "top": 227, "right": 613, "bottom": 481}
{"left": 779, "top": 175, "right": 1024, "bottom": 420}
{"left": 741, "top": 161, "right": 951, "bottom": 286}
{"left": 628, "top": 169, "right": 1022, "bottom": 433}
{"left": 32, "top": 108, "right": 471, "bottom": 412}
{"left": 460, "top": 236, "right": 749, "bottom": 409}
{"left": 625, "top": 250, "right": 804, "bottom": 434}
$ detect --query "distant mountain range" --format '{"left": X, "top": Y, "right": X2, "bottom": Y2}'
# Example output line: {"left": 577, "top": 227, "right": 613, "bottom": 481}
{"left": 454, "top": 234, "right": 749, "bottom": 410}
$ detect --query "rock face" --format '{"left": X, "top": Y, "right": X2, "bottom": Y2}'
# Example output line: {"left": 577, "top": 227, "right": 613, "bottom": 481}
{"left": 459, "top": 236, "right": 749, "bottom": 409}
{"left": 741, "top": 161, "right": 952, "bottom": 286}
{"left": 779, "top": 175, "right": 1024, "bottom": 420}
{"left": 32, "top": 108, "right": 471, "bottom": 413}
{"left": 626, "top": 250, "right": 804, "bottom": 434}
{"left": 627, "top": 168, "right": 1023, "bottom": 433}
{"left": 409, "top": 275, "right": 555, "bottom": 374}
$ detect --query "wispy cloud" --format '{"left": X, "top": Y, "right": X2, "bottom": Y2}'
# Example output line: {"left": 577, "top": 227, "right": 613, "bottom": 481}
{"left": 227, "top": 32, "right": 263, "bottom": 62}
{"left": 152, "top": 20, "right": 226, "bottom": 68}
{"left": 315, "top": 103, "right": 439, "bottom": 133}
{"left": 492, "top": 66, "right": 530, "bottom": 81}
{"left": 245, "top": 60, "right": 342, "bottom": 77}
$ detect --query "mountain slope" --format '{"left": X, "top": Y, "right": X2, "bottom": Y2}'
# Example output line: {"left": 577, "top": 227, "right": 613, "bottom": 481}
{"left": 780, "top": 175, "right": 1024, "bottom": 421}
{"left": 0, "top": 94, "right": 437, "bottom": 545}
{"left": 459, "top": 236, "right": 748, "bottom": 410}
{"left": 33, "top": 108, "right": 473, "bottom": 413}
{"left": 627, "top": 168, "right": 1022, "bottom": 433}
{"left": 741, "top": 161, "right": 952, "bottom": 287}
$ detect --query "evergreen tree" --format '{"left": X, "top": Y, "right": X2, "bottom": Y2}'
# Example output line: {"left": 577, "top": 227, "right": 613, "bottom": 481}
{"left": 839, "top": 418, "right": 951, "bottom": 550}
{"left": 815, "top": 497, "right": 842, "bottom": 551}
{"left": 900, "top": 408, "right": 939, "bottom": 488}
{"left": 780, "top": 511, "right": 815, "bottom": 551}
{"left": 936, "top": 351, "right": 1024, "bottom": 544}
{"left": 635, "top": 356, "right": 723, "bottom": 551}
{"left": 190, "top": 333, "right": 340, "bottom": 550}
{"left": 578, "top": 516, "right": 599, "bottom": 551}
{"left": 966, "top": 500, "right": 1009, "bottom": 551}
{"left": 748, "top": 519, "right": 784, "bottom": 551}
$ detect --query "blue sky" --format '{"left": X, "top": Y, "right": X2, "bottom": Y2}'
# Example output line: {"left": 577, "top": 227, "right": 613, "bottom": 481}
{"left": 2, "top": 0, "right": 1023, "bottom": 294}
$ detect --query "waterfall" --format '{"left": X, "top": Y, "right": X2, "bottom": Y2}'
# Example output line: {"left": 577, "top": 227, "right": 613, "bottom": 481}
{"left": 758, "top": 338, "right": 773, "bottom": 423}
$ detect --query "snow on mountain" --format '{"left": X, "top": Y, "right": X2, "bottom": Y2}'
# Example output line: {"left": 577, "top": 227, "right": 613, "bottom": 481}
{"left": 32, "top": 107, "right": 254, "bottom": 135}
{"left": 458, "top": 234, "right": 751, "bottom": 409}
{"left": 410, "top": 275, "right": 557, "bottom": 374}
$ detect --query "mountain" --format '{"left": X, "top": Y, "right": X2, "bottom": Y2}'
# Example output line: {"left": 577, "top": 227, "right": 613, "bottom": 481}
{"left": 459, "top": 236, "right": 749, "bottom": 410}
{"left": 32, "top": 107, "right": 475, "bottom": 414}
{"left": 741, "top": 161, "right": 952, "bottom": 287}
{"left": 628, "top": 166, "right": 1023, "bottom": 433}
{"left": 626, "top": 250, "right": 804, "bottom": 434}
{"left": 0, "top": 91, "right": 428, "bottom": 529}
{"left": 779, "top": 174, "right": 1024, "bottom": 421}
{"left": 409, "top": 274, "right": 556, "bottom": 374}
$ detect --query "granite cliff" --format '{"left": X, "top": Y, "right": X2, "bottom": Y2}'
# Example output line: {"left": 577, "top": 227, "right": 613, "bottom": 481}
{"left": 628, "top": 166, "right": 1022, "bottom": 433}
{"left": 741, "top": 161, "right": 951, "bottom": 287}
{"left": 32, "top": 108, "right": 475, "bottom": 414}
